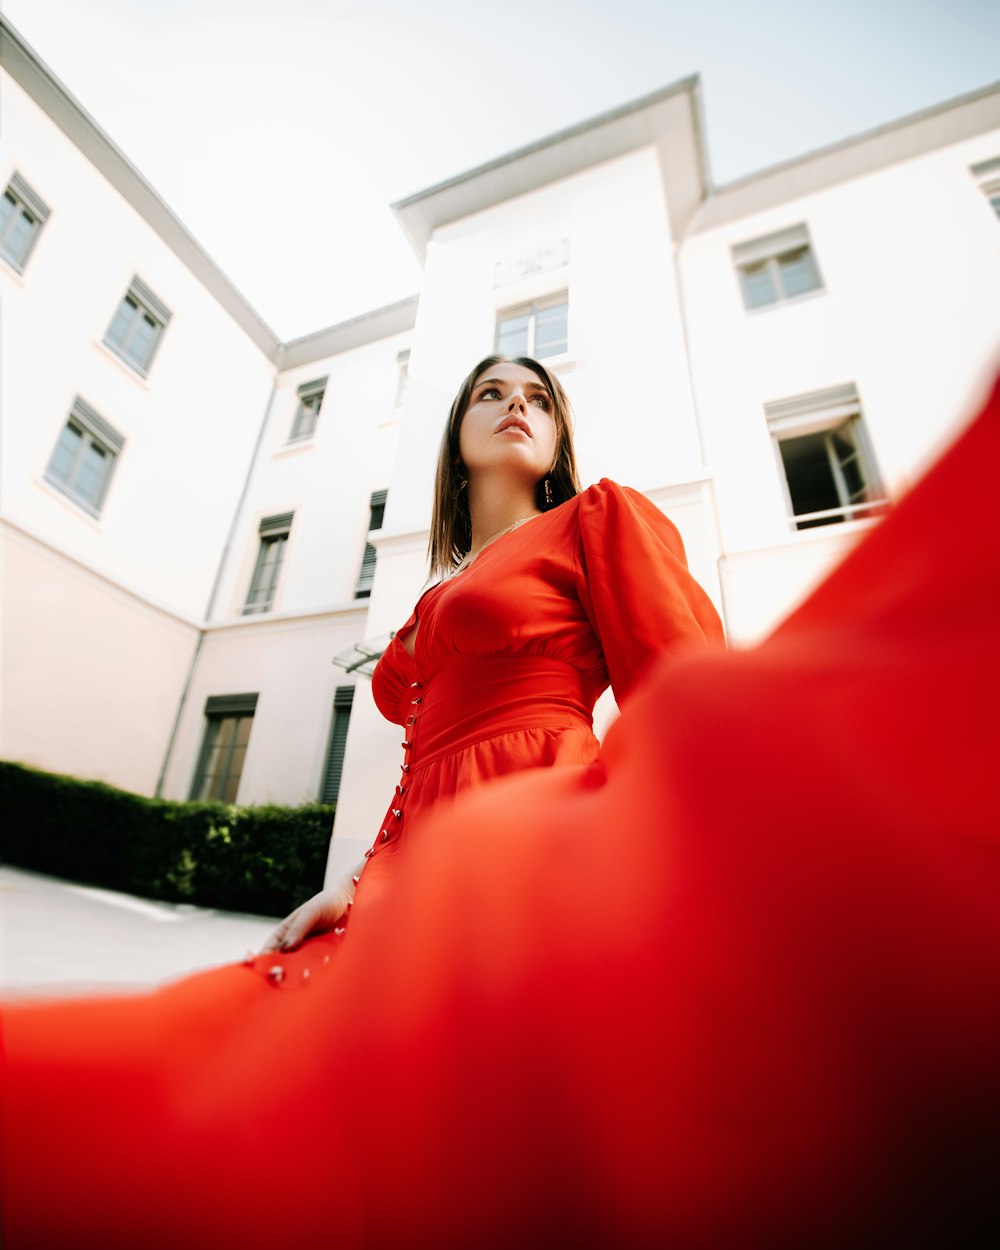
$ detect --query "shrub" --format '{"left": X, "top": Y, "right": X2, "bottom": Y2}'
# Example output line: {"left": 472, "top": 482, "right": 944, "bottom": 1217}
{"left": 0, "top": 761, "right": 334, "bottom": 917}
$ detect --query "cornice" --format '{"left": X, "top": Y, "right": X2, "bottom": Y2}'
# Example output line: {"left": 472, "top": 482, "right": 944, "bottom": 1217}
{"left": 392, "top": 76, "right": 709, "bottom": 259}
{"left": 693, "top": 78, "right": 1000, "bottom": 233}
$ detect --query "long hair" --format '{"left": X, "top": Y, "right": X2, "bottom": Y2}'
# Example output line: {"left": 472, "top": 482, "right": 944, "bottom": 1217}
{"left": 428, "top": 354, "right": 581, "bottom": 579}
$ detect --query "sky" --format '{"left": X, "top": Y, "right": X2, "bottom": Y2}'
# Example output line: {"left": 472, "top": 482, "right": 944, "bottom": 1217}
{"left": 4, "top": 0, "right": 998, "bottom": 340}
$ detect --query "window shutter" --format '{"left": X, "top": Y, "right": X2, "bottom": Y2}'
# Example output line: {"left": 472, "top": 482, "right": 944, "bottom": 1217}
{"left": 204, "top": 693, "right": 259, "bottom": 716}
{"left": 259, "top": 511, "right": 294, "bottom": 536}
{"left": 71, "top": 397, "right": 124, "bottom": 452}
{"left": 8, "top": 172, "right": 50, "bottom": 222}
{"left": 355, "top": 543, "right": 377, "bottom": 597}
{"left": 130, "top": 275, "right": 172, "bottom": 325}
{"left": 369, "top": 489, "right": 387, "bottom": 532}
{"left": 320, "top": 686, "right": 355, "bottom": 804}
{"left": 733, "top": 224, "right": 811, "bottom": 268}
{"left": 765, "top": 383, "right": 860, "bottom": 437}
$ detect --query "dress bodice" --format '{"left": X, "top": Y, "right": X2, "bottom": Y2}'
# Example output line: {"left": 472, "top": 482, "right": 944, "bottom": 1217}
{"left": 372, "top": 478, "right": 724, "bottom": 738}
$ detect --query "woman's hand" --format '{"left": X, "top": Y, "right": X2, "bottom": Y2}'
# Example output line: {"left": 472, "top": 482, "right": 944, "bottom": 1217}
{"left": 260, "top": 870, "right": 359, "bottom": 953}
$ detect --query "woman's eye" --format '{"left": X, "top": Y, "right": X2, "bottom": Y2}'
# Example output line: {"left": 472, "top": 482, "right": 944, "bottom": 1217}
{"left": 532, "top": 395, "right": 551, "bottom": 409}
{"left": 481, "top": 387, "right": 501, "bottom": 399}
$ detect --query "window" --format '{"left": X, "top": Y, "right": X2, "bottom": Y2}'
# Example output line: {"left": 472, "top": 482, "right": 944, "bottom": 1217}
{"left": 734, "top": 225, "right": 823, "bottom": 311}
{"left": 394, "top": 349, "right": 410, "bottom": 407}
{"left": 971, "top": 156, "right": 1000, "bottom": 219}
{"left": 1, "top": 173, "right": 50, "bottom": 272}
{"left": 244, "top": 512, "right": 293, "bottom": 614}
{"left": 765, "top": 384, "right": 887, "bottom": 531}
{"left": 354, "top": 490, "right": 387, "bottom": 599}
{"left": 289, "top": 377, "right": 326, "bottom": 442}
{"left": 320, "top": 686, "right": 355, "bottom": 804}
{"left": 495, "top": 292, "right": 568, "bottom": 359}
{"left": 44, "top": 398, "right": 124, "bottom": 516}
{"left": 103, "top": 276, "right": 171, "bottom": 375}
{"left": 190, "top": 694, "right": 257, "bottom": 803}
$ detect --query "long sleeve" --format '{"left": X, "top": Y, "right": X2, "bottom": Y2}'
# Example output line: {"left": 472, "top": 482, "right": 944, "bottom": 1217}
{"left": 575, "top": 479, "right": 725, "bottom": 706}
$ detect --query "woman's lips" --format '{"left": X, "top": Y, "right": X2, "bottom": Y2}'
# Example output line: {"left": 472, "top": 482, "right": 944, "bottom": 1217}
{"left": 496, "top": 418, "right": 531, "bottom": 436}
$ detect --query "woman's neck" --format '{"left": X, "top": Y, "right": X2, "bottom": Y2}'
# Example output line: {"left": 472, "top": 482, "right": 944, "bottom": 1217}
{"left": 466, "top": 477, "right": 541, "bottom": 556}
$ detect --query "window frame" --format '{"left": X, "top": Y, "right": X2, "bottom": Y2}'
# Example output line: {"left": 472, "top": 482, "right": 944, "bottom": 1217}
{"left": 43, "top": 397, "right": 124, "bottom": 517}
{"left": 494, "top": 290, "right": 569, "bottom": 360}
{"left": 102, "top": 276, "right": 172, "bottom": 377}
{"left": 289, "top": 377, "right": 327, "bottom": 443}
{"left": 733, "top": 225, "right": 824, "bottom": 312}
{"left": 190, "top": 693, "right": 258, "bottom": 804}
{"left": 354, "top": 490, "right": 387, "bottom": 600}
{"left": 765, "top": 385, "right": 887, "bottom": 532}
{"left": 243, "top": 512, "right": 294, "bottom": 615}
{"left": 1, "top": 172, "right": 50, "bottom": 273}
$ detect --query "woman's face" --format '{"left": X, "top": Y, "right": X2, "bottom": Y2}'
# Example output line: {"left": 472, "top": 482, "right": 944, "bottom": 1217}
{"left": 458, "top": 362, "right": 558, "bottom": 488}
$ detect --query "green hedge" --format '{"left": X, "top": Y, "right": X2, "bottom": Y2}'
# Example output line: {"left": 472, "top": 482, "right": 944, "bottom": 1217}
{"left": 0, "top": 761, "right": 334, "bottom": 917}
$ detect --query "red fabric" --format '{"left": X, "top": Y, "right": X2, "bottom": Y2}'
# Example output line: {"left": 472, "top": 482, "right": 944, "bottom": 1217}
{"left": 362, "top": 477, "right": 722, "bottom": 883}
{"left": 2, "top": 396, "right": 999, "bottom": 1248}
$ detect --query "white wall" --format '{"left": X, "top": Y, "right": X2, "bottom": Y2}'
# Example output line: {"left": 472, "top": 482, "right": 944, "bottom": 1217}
{"left": 160, "top": 607, "right": 369, "bottom": 807}
{"left": 1, "top": 524, "right": 199, "bottom": 793}
{"left": 0, "top": 75, "right": 275, "bottom": 621}
{"left": 681, "top": 126, "right": 1000, "bottom": 641}
{"left": 210, "top": 331, "right": 411, "bottom": 621}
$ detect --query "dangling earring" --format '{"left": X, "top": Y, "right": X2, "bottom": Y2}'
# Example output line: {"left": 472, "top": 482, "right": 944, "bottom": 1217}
{"left": 543, "top": 477, "right": 554, "bottom": 508}
{"left": 454, "top": 462, "right": 468, "bottom": 492}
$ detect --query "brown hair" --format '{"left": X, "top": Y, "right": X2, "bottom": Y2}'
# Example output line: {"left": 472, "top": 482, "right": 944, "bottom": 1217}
{"left": 428, "top": 354, "right": 581, "bottom": 579}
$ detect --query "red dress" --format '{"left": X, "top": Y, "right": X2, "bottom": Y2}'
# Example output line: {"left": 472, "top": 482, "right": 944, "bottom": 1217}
{"left": 358, "top": 478, "right": 724, "bottom": 901}
{"left": 2, "top": 398, "right": 999, "bottom": 1250}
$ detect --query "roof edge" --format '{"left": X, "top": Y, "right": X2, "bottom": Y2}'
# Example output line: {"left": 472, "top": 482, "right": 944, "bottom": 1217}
{"left": 280, "top": 295, "right": 419, "bottom": 371}
{"left": 393, "top": 76, "right": 700, "bottom": 214}
{"left": 694, "top": 76, "right": 1000, "bottom": 232}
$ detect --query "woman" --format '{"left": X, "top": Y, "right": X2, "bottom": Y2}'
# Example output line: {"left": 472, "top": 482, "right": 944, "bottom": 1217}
{"left": 263, "top": 353, "right": 724, "bottom": 953}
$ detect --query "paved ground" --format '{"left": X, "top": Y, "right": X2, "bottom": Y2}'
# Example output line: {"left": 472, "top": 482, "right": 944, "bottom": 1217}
{"left": 0, "top": 865, "right": 279, "bottom": 999}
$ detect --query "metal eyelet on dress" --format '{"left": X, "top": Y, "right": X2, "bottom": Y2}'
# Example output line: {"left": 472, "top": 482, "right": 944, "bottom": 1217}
{"left": 402, "top": 740, "right": 412, "bottom": 749}
{"left": 411, "top": 697, "right": 423, "bottom": 705}
{"left": 406, "top": 715, "right": 416, "bottom": 726}
{"left": 396, "top": 783, "right": 406, "bottom": 795}
{"left": 391, "top": 808, "right": 403, "bottom": 820}
{"left": 266, "top": 965, "right": 285, "bottom": 985}
{"left": 410, "top": 681, "right": 423, "bottom": 689}
{"left": 401, "top": 763, "right": 411, "bottom": 773}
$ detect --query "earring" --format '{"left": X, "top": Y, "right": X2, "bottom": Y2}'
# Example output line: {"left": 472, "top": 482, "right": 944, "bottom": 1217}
{"left": 543, "top": 478, "right": 554, "bottom": 507}
{"left": 454, "top": 463, "right": 468, "bottom": 492}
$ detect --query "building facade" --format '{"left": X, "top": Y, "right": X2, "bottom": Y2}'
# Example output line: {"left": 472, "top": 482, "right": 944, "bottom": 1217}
{"left": 3, "top": 16, "right": 999, "bottom": 877}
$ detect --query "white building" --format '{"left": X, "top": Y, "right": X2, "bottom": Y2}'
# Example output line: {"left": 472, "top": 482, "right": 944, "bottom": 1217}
{"left": 3, "top": 16, "right": 999, "bottom": 876}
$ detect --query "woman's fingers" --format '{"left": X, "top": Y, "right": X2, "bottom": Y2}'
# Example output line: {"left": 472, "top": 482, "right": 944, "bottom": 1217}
{"left": 258, "top": 886, "right": 353, "bottom": 954}
{"left": 259, "top": 910, "right": 298, "bottom": 954}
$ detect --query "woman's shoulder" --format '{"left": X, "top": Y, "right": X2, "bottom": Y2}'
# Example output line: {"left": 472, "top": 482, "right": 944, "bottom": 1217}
{"left": 572, "top": 479, "right": 686, "bottom": 560}
{"left": 575, "top": 479, "right": 678, "bottom": 525}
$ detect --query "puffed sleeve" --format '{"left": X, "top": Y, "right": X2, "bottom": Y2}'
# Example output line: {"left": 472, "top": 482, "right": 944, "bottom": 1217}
{"left": 576, "top": 479, "right": 725, "bottom": 706}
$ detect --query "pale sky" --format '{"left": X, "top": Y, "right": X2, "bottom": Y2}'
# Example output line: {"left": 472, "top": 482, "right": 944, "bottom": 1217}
{"left": 5, "top": 0, "right": 998, "bottom": 339}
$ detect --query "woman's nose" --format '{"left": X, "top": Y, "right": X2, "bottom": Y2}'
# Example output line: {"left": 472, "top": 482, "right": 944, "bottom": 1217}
{"left": 507, "top": 392, "right": 527, "bottom": 412}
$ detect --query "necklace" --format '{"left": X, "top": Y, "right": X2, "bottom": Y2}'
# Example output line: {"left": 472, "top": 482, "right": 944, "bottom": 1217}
{"left": 449, "top": 514, "right": 540, "bottom": 578}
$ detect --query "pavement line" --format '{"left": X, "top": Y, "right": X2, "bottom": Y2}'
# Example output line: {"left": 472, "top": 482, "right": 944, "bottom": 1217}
{"left": 65, "top": 884, "right": 186, "bottom": 922}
